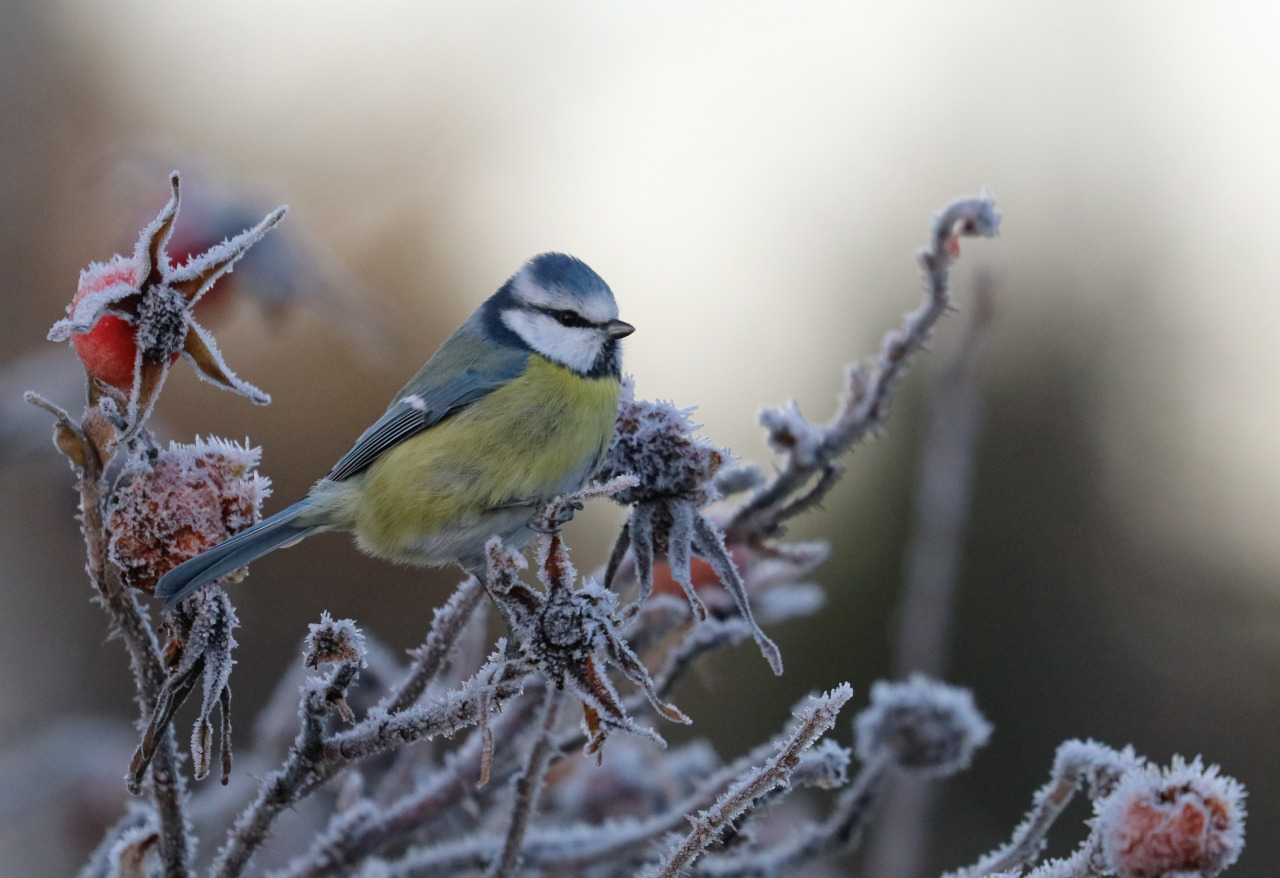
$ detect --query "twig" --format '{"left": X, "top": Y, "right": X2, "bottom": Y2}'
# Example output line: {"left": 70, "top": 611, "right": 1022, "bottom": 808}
{"left": 380, "top": 576, "right": 486, "bottom": 714}
{"left": 490, "top": 686, "right": 563, "bottom": 878}
{"left": 371, "top": 708, "right": 848, "bottom": 876}
{"left": 653, "top": 618, "right": 753, "bottom": 701}
{"left": 941, "top": 740, "right": 1140, "bottom": 878}
{"left": 869, "top": 278, "right": 995, "bottom": 878}
{"left": 213, "top": 657, "right": 531, "bottom": 877}
{"left": 26, "top": 393, "right": 190, "bottom": 876}
{"left": 699, "top": 752, "right": 891, "bottom": 877}
{"left": 646, "top": 684, "right": 854, "bottom": 878}
{"left": 283, "top": 684, "right": 543, "bottom": 878}
{"left": 725, "top": 194, "right": 1000, "bottom": 545}
{"left": 212, "top": 663, "right": 361, "bottom": 878}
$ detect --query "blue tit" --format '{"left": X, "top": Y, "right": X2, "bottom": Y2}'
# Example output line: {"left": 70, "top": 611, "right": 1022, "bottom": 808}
{"left": 156, "top": 253, "right": 633, "bottom": 611}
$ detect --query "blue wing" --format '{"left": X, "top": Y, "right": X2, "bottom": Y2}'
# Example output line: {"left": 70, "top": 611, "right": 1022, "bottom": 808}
{"left": 327, "top": 326, "right": 529, "bottom": 482}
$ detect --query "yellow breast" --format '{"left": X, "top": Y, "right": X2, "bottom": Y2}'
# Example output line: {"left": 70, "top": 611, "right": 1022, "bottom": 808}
{"left": 339, "top": 355, "right": 620, "bottom": 563}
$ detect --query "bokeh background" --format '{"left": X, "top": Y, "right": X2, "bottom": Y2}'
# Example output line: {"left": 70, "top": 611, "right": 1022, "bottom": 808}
{"left": 2, "top": 1, "right": 1278, "bottom": 875}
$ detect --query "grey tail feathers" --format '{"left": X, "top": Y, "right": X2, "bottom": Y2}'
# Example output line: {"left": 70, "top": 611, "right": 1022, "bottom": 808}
{"left": 156, "top": 500, "right": 316, "bottom": 612}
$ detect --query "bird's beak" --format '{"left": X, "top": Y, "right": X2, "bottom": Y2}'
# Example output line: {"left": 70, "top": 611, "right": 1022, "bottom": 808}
{"left": 605, "top": 319, "right": 635, "bottom": 340}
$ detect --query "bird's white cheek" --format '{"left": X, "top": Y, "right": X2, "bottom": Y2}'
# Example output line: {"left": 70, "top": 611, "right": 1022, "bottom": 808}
{"left": 501, "top": 310, "right": 601, "bottom": 374}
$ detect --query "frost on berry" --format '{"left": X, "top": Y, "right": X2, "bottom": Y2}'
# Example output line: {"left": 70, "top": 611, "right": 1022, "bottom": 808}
{"left": 106, "top": 436, "right": 271, "bottom": 594}
{"left": 304, "top": 612, "right": 369, "bottom": 669}
{"left": 47, "top": 172, "right": 282, "bottom": 437}
{"left": 854, "top": 674, "right": 991, "bottom": 776}
{"left": 1096, "top": 756, "right": 1246, "bottom": 878}
{"left": 67, "top": 256, "right": 148, "bottom": 390}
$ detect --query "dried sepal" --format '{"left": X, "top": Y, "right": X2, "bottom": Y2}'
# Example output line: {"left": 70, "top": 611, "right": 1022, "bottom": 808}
{"left": 690, "top": 513, "right": 782, "bottom": 674}
{"left": 182, "top": 318, "right": 271, "bottom": 403}
{"left": 129, "top": 587, "right": 239, "bottom": 790}
{"left": 107, "top": 822, "right": 161, "bottom": 878}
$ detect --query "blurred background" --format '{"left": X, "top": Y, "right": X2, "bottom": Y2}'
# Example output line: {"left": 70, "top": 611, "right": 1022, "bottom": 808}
{"left": 2, "top": 0, "right": 1278, "bottom": 874}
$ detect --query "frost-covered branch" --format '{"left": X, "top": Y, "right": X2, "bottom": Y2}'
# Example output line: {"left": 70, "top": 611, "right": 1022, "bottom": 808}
{"left": 726, "top": 193, "right": 1000, "bottom": 546}
{"left": 212, "top": 649, "right": 364, "bottom": 878}
{"left": 361, "top": 701, "right": 853, "bottom": 877}
{"left": 32, "top": 181, "right": 1249, "bottom": 878}
{"left": 380, "top": 575, "right": 486, "bottom": 714}
{"left": 491, "top": 687, "right": 563, "bottom": 878}
{"left": 646, "top": 684, "right": 854, "bottom": 878}
{"left": 24, "top": 392, "right": 192, "bottom": 876}
{"left": 283, "top": 682, "right": 545, "bottom": 878}
{"left": 943, "top": 741, "right": 1246, "bottom": 878}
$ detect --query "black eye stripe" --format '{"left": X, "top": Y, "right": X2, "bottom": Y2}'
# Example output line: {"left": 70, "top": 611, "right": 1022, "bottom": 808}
{"left": 541, "top": 307, "right": 593, "bottom": 329}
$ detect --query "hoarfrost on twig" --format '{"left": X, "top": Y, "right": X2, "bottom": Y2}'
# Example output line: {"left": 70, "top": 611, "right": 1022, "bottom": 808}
{"left": 646, "top": 684, "right": 854, "bottom": 878}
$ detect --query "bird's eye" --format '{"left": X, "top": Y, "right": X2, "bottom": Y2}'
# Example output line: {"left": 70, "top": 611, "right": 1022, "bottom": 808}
{"left": 551, "top": 309, "right": 585, "bottom": 328}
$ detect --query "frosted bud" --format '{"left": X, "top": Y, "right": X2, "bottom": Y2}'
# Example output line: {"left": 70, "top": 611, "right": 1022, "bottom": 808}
{"left": 854, "top": 674, "right": 991, "bottom": 776}
{"left": 1096, "top": 755, "right": 1246, "bottom": 878}
{"left": 596, "top": 377, "right": 726, "bottom": 505}
{"left": 304, "top": 611, "right": 368, "bottom": 669}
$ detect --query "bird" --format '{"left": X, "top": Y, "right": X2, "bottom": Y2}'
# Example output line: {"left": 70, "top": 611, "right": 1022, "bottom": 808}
{"left": 155, "top": 253, "right": 634, "bottom": 612}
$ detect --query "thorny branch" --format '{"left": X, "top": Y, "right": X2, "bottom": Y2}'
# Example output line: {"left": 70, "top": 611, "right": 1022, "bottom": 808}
{"left": 333, "top": 703, "right": 853, "bottom": 877}
{"left": 25, "top": 392, "right": 191, "bottom": 877}
{"left": 283, "top": 684, "right": 546, "bottom": 878}
{"left": 213, "top": 656, "right": 532, "bottom": 878}
{"left": 490, "top": 687, "right": 563, "bottom": 878}
{"left": 647, "top": 685, "right": 854, "bottom": 878}
{"left": 31, "top": 185, "right": 1245, "bottom": 878}
{"left": 725, "top": 194, "right": 1001, "bottom": 546}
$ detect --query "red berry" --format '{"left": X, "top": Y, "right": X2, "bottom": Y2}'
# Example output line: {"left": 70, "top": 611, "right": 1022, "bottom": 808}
{"left": 68, "top": 256, "right": 177, "bottom": 392}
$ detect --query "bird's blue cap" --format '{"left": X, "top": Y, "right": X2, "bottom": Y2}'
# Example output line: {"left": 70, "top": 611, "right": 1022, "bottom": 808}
{"left": 522, "top": 253, "right": 613, "bottom": 306}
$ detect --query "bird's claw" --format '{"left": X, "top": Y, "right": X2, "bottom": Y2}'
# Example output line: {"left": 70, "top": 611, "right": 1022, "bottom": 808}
{"left": 530, "top": 499, "right": 584, "bottom": 534}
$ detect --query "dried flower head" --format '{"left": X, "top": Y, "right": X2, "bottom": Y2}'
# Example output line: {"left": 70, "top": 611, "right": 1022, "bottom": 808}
{"left": 597, "top": 380, "right": 782, "bottom": 674}
{"left": 305, "top": 612, "right": 369, "bottom": 669}
{"left": 106, "top": 437, "right": 271, "bottom": 594}
{"left": 1096, "top": 756, "right": 1246, "bottom": 878}
{"left": 855, "top": 674, "right": 991, "bottom": 776}
{"left": 48, "top": 172, "right": 283, "bottom": 435}
{"left": 595, "top": 378, "right": 725, "bottom": 506}
{"left": 484, "top": 534, "right": 689, "bottom": 756}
